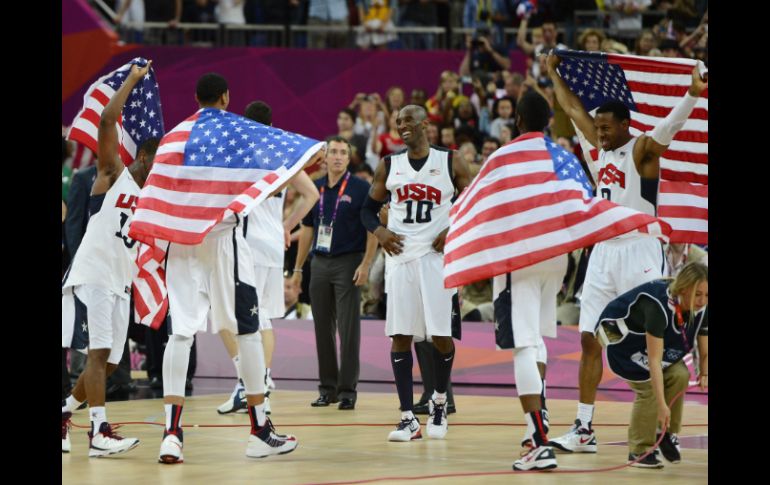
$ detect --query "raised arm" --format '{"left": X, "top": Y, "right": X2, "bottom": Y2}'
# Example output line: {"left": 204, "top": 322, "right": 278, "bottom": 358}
{"left": 545, "top": 53, "right": 598, "bottom": 147}
{"left": 94, "top": 61, "right": 152, "bottom": 194}
{"left": 516, "top": 15, "right": 535, "bottom": 56}
{"left": 634, "top": 65, "right": 708, "bottom": 171}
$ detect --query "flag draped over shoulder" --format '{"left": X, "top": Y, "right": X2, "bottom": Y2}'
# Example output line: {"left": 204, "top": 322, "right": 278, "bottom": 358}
{"left": 128, "top": 108, "right": 324, "bottom": 327}
{"left": 443, "top": 132, "right": 671, "bottom": 288}
{"left": 67, "top": 57, "right": 164, "bottom": 167}
{"left": 553, "top": 49, "right": 708, "bottom": 244}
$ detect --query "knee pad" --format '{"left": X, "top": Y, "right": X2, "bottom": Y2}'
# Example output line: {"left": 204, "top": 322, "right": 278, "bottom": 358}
{"left": 513, "top": 346, "right": 543, "bottom": 396}
{"left": 162, "top": 334, "right": 193, "bottom": 397}
{"left": 237, "top": 332, "right": 266, "bottom": 395}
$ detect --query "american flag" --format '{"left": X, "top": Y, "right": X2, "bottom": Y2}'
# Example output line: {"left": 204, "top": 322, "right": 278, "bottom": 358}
{"left": 443, "top": 132, "right": 671, "bottom": 288}
{"left": 67, "top": 57, "right": 165, "bottom": 167}
{"left": 553, "top": 49, "right": 708, "bottom": 244}
{"left": 128, "top": 108, "right": 324, "bottom": 327}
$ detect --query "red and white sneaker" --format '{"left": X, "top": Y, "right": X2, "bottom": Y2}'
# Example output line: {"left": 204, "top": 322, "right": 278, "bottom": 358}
{"left": 158, "top": 429, "right": 184, "bottom": 464}
{"left": 513, "top": 445, "right": 558, "bottom": 471}
{"left": 88, "top": 422, "right": 140, "bottom": 457}
{"left": 62, "top": 412, "right": 72, "bottom": 453}
{"left": 246, "top": 418, "right": 297, "bottom": 458}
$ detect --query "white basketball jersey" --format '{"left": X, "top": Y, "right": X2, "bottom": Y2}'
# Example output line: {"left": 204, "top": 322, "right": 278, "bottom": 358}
{"left": 246, "top": 189, "right": 285, "bottom": 268}
{"left": 386, "top": 147, "right": 455, "bottom": 264}
{"left": 596, "top": 137, "right": 656, "bottom": 216}
{"left": 63, "top": 167, "right": 141, "bottom": 299}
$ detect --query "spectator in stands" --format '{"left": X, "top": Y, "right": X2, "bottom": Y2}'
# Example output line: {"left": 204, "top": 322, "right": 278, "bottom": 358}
{"left": 499, "top": 123, "right": 515, "bottom": 145}
{"left": 604, "top": 0, "right": 652, "bottom": 32}
{"left": 459, "top": 141, "right": 480, "bottom": 176}
{"left": 459, "top": 25, "right": 511, "bottom": 78}
{"left": 349, "top": 93, "right": 388, "bottom": 141}
{"left": 371, "top": 109, "right": 406, "bottom": 162}
{"left": 577, "top": 28, "right": 605, "bottom": 52}
{"left": 283, "top": 273, "right": 313, "bottom": 319}
{"left": 504, "top": 71, "right": 525, "bottom": 101}
{"left": 480, "top": 136, "right": 501, "bottom": 164}
{"left": 658, "top": 38, "right": 681, "bottom": 57}
{"left": 440, "top": 125, "right": 458, "bottom": 150}
{"left": 308, "top": 0, "right": 349, "bottom": 48}
{"left": 352, "top": 163, "right": 375, "bottom": 184}
{"left": 426, "top": 70, "right": 467, "bottom": 125}
{"left": 633, "top": 29, "right": 658, "bottom": 56}
{"left": 489, "top": 95, "right": 515, "bottom": 139}
{"left": 397, "top": 0, "right": 443, "bottom": 50}
{"left": 517, "top": 16, "right": 567, "bottom": 79}
{"left": 410, "top": 87, "right": 428, "bottom": 108}
{"left": 217, "top": 0, "right": 246, "bottom": 24}
{"left": 426, "top": 121, "right": 441, "bottom": 145}
{"left": 335, "top": 108, "right": 369, "bottom": 167}
{"left": 453, "top": 98, "right": 482, "bottom": 147}
{"left": 356, "top": 0, "right": 398, "bottom": 50}
{"left": 385, "top": 86, "right": 406, "bottom": 116}
{"left": 463, "top": 0, "right": 514, "bottom": 47}
{"left": 115, "top": 0, "right": 146, "bottom": 43}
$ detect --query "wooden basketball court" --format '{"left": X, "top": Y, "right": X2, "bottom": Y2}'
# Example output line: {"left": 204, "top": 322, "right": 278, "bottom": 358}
{"left": 62, "top": 389, "right": 707, "bottom": 484}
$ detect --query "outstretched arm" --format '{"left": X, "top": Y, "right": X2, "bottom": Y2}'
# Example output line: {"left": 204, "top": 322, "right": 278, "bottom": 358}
{"left": 546, "top": 53, "right": 598, "bottom": 147}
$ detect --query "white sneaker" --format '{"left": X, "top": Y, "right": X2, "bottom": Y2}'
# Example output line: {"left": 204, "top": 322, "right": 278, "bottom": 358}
{"left": 88, "top": 423, "right": 140, "bottom": 457}
{"left": 513, "top": 445, "right": 558, "bottom": 471}
{"left": 217, "top": 385, "right": 247, "bottom": 414}
{"left": 427, "top": 400, "right": 448, "bottom": 439}
{"left": 388, "top": 416, "right": 422, "bottom": 442}
{"left": 62, "top": 412, "right": 71, "bottom": 453}
{"left": 246, "top": 419, "right": 297, "bottom": 458}
{"left": 547, "top": 419, "right": 597, "bottom": 453}
{"left": 158, "top": 430, "right": 184, "bottom": 464}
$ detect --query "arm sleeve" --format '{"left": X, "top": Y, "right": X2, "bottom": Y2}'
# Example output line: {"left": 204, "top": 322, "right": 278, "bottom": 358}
{"left": 361, "top": 196, "right": 386, "bottom": 233}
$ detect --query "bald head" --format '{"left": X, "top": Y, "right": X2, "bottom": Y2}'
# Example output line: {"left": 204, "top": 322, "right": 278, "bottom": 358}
{"left": 396, "top": 105, "right": 430, "bottom": 150}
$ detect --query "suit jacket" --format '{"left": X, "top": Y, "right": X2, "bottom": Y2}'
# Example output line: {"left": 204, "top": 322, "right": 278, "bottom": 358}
{"left": 64, "top": 165, "right": 97, "bottom": 257}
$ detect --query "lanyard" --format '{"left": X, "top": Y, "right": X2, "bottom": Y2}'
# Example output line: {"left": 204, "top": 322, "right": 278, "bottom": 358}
{"left": 673, "top": 302, "right": 690, "bottom": 354}
{"left": 319, "top": 171, "right": 350, "bottom": 228}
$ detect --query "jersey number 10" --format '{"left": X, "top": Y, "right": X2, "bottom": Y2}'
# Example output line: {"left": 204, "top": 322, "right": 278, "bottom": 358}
{"left": 402, "top": 200, "right": 433, "bottom": 223}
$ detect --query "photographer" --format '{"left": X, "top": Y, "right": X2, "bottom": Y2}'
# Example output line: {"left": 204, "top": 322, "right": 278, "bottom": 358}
{"left": 459, "top": 26, "right": 511, "bottom": 78}
{"left": 462, "top": 0, "right": 513, "bottom": 47}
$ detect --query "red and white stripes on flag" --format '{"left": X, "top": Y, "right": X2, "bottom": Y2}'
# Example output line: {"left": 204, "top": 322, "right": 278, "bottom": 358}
{"left": 560, "top": 51, "right": 708, "bottom": 244}
{"left": 128, "top": 109, "right": 324, "bottom": 328}
{"left": 443, "top": 132, "right": 671, "bottom": 289}
{"left": 66, "top": 57, "right": 164, "bottom": 168}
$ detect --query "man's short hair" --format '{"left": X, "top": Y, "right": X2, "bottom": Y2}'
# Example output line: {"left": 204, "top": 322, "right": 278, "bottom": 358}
{"left": 517, "top": 91, "right": 551, "bottom": 132}
{"left": 196, "top": 73, "right": 228, "bottom": 104}
{"left": 326, "top": 135, "right": 352, "bottom": 156}
{"left": 340, "top": 108, "right": 357, "bottom": 123}
{"left": 596, "top": 100, "right": 631, "bottom": 122}
{"left": 244, "top": 101, "right": 272, "bottom": 125}
{"left": 352, "top": 163, "right": 374, "bottom": 177}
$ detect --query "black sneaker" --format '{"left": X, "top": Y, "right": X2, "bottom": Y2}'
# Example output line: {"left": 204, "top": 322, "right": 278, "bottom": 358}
{"left": 628, "top": 451, "right": 664, "bottom": 469}
{"left": 657, "top": 432, "right": 681, "bottom": 463}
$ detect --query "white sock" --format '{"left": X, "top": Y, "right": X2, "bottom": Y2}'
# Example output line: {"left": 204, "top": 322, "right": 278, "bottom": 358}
{"left": 577, "top": 403, "right": 594, "bottom": 429}
{"left": 431, "top": 391, "right": 447, "bottom": 405}
{"left": 63, "top": 395, "right": 82, "bottom": 413}
{"left": 90, "top": 406, "right": 106, "bottom": 434}
{"left": 232, "top": 354, "right": 243, "bottom": 383}
{"left": 401, "top": 410, "right": 415, "bottom": 421}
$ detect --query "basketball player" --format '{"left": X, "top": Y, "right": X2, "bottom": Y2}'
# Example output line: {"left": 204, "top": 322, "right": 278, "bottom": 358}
{"left": 217, "top": 100, "right": 319, "bottom": 415}
{"left": 61, "top": 62, "right": 159, "bottom": 456}
{"left": 544, "top": 53, "right": 708, "bottom": 453}
{"left": 489, "top": 91, "right": 570, "bottom": 471}
{"left": 157, "top": 74, "right": 321, "bottom": 463}
{"left": 361, "top": 105, "right": 471, "bottom": 441}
